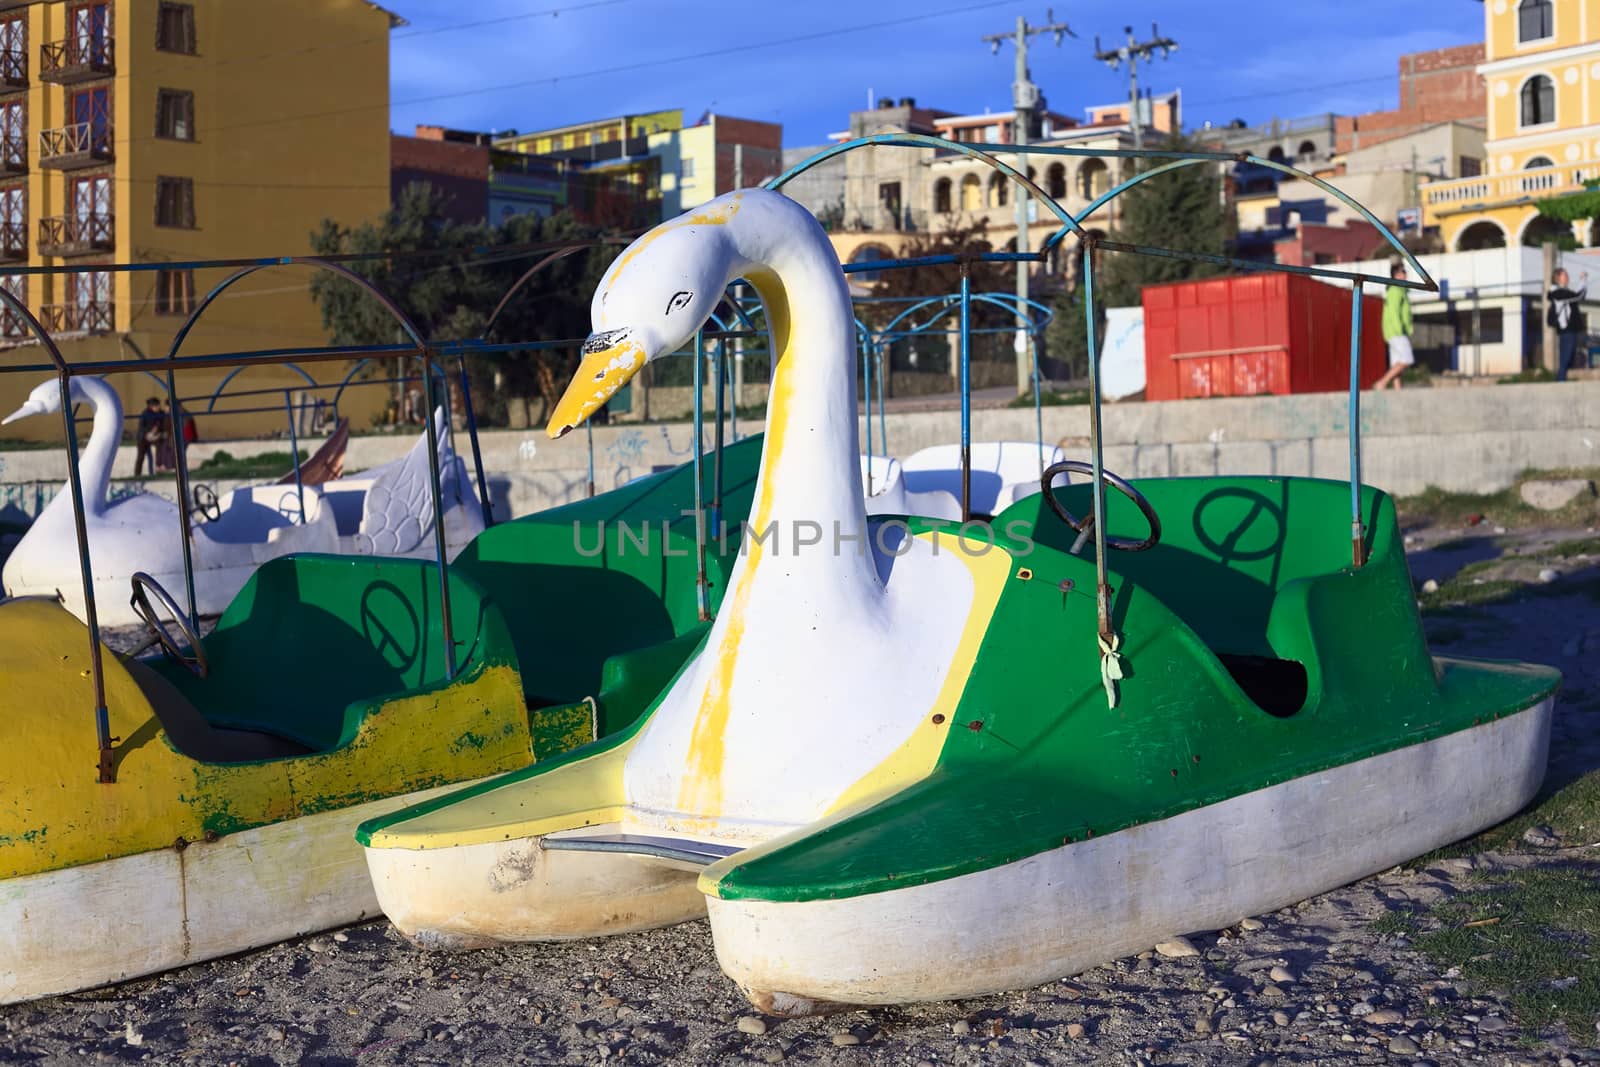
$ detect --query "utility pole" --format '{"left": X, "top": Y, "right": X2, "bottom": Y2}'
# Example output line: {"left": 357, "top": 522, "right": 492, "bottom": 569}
{"left": 983, "top": 10, "right": 1074, "bottom": 397}
{"left": 1093, "top": 23, "right": 1178, "bottom": 152}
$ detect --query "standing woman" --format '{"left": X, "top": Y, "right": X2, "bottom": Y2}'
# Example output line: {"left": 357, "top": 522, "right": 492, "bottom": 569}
{"left": 1374, "top": 262, "right": 1413, "bottom": 390}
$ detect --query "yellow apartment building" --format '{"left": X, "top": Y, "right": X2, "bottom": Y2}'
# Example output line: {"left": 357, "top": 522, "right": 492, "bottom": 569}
{"left": 0, "top": 0, "right": 395, "bottom": 443}
{"left": 1423, "top": 0, "right": 1600, "bottom": 249}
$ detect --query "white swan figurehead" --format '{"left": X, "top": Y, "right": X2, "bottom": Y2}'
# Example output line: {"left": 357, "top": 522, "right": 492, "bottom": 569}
{"left": 544, "top": 190, "right": 1010, "bottom": 841}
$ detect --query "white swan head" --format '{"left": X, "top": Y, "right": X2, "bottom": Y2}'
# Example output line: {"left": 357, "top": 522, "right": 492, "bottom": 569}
{"left": 2, "top": 378, "right": 68, "bottom": 425}
{"left": 547, "top": 195, "right": 747, "bottom": 438}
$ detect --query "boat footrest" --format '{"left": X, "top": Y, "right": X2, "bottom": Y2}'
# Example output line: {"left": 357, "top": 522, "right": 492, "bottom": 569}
{"left": 540, "top": 833, "right": 741, "bottom": 867}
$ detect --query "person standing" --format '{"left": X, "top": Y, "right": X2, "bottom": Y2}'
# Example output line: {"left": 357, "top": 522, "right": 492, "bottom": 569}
{"left": 1374, "top": 262, "right": 1414, "bottom": 390}
{"left": 1548, "top": 267, "right": 1589, "bottom": 381}
{"left": 134, "top": 397, "right": 163, "bottom": 477}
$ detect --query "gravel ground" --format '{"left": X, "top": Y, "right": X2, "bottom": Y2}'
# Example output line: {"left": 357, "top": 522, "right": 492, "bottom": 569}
{"left": 3, "top": 525, "right": 1598, "bottom": 1066}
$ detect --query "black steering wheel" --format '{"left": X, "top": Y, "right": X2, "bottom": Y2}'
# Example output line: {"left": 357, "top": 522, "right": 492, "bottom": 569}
{"left": 130, "top": 572, "right": 209, "bottom": 678}
{"left": 190, "top": 484, "right": 221, "bottom": 524}
{"left": 1040, "top": 460, "right": 1162, "bottom": 553}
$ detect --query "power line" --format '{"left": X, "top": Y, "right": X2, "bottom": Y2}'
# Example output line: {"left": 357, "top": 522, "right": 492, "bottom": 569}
{"left": 94, "top": 0, "right": 1015, "bottom": 155}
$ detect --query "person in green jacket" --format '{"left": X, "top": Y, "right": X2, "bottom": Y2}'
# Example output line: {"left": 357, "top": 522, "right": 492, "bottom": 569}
{"left": 1374, "top": 262, "right": 1413, "bottom": 390}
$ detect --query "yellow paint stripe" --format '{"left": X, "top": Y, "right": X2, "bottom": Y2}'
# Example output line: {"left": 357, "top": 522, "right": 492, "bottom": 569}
{"left": 820, "top": 534, "right": 1012, "bottom": 815}
{"left": 696, "top": 533, "right": 1013, "bottom": 897}
{"left": 361, "top": 736, "right": 637, "bottom": 850}
{"left": 673, "top": 267, "right": 792, "bottom": 820}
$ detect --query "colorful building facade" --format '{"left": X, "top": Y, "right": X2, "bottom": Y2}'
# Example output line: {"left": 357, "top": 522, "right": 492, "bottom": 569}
{"left": 1422, "top": 0, "right": 1600, "bottom": 250}
{"left": 0, "top": 0, "right": 396, "bottom": 441}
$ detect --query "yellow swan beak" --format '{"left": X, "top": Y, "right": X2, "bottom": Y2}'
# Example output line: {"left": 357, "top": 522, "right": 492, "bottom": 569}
{"left": 547, "top": 329, "right": 649, "bottom": 439}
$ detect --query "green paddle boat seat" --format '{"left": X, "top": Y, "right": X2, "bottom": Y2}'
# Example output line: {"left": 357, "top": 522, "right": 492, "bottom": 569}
{"left": 153, "top": 553, "right": 520, "bottom": 753}
{"left": 1013, "top": 474, "right": 1392, "bottom": 719}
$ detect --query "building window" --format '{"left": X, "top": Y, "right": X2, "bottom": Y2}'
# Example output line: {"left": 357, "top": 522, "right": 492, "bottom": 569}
{"left": 156, "top": 89, "right": 194, "bottom": 141}
{"left": 0, "top": 99, "right": 22, "bottom": 169}
{"left": 0, "top": 186, "right": 21, "bottom": 258}
{"left": 1518, "top": 0, "right": 1553, "bottom": 43}
{"left": 681, "top": 158, "right": 695, "bottom": 179}
{"left": 988, "top": 172, "right": 1007, "bottom": 208}
{"left": 1459, "top": 155, "right": 1483, "bottom": 177}
{"left": 0, "top": 15, "right": 24, "bottom": 86}
{"left": 156, "top": 2, "right": 196, "bottom": 54}
{"left": 70, "top": 2, "right": 112, "bottom": 64}
{"left": 1525, "top": 154, "right": 1555, "bottom": 169}
{"left": 155, "top": 176, "right": 194, "bottom": 228}
{"left": 155, "top": 268, "right": 194, "bottom": 315}
{"left": 1046, "top": 162, "right": 1066, "bottom": 200}
{"left": 1520, "top": 74, "right": 1555, "bottom": 127}
{"left": 960, "top": 173, "right": 982, "bottom": 211}
{"left": 933, "top": 177, "right": 952, "bottom": 214}
{"left": 0, "top": 273, "right": 23, "bottom": 338}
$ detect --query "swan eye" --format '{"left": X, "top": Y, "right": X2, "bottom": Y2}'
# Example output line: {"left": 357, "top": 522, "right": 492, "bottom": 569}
{"left": 665, "top": 290, "right": 694, "bottom": 314}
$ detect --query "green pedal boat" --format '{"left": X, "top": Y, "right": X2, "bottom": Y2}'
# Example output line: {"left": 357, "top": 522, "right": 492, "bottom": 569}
{"left": 356, "top": 189, "right": 1558, "bottom": 1014}
{"left": 0, "top": 440, "right": 763, "bottom": 1004}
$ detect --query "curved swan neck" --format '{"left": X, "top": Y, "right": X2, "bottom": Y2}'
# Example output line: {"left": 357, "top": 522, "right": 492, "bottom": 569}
{"left": 723, "top": 201, "right": 868, "bottom": 560}
{"left": 69, "top": 377, "right": 121, "bottom": 514}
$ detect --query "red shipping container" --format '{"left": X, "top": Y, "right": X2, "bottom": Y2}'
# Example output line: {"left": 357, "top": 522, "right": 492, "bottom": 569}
{"left": 1141, "top": 273, "right": 1387, "bottom": 402}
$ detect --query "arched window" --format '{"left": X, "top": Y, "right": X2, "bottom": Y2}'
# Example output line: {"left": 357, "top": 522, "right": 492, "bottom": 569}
{"left": 1078, "top": 158, "right": 1109, "bottom": 199}
{"left": 1267, "top": 145, "right": 1287, "bottom": 164}
{"left": 1296, "top": 140, "right": 1318, "bottom": 162}
{"left": 1522, "top": 215, "right": 1572, "bottom": 247}
{"left": 1046, "top": 162, "right": 1066, "bottom": 199}
{"left": 1524, "top": 155, "right": 1555, "bottom": 169}
{"left": 960, "top": 173, "right": 982, "bottom": 211}
{"left": 848, "top": 243, "right": 894, "bottom": 283}
{"left": 933, "top": 177, "right": 952, "bottom": 214}
{"left": 1456, "top": 220, "right": 1506, "bottom": 251}
{"left": 988, "top": 172, "right": 1007, "bottom": 208}
{"left": 1521, "top": 74, "right": 1555, "bottom": 127}
{"left": 1519, "top": 0, "right": 1553, "bottom": 43}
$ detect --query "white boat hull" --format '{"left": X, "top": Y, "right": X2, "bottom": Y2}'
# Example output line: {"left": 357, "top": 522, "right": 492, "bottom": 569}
{"left": 365, "top": 701, "right": 1550, "bottom": 1013}
{"left": 0, "top": 781, "right": 480, "bottom": 1004}
{"left": 710, "top": 698, "right": 1553, "bottom": 1012}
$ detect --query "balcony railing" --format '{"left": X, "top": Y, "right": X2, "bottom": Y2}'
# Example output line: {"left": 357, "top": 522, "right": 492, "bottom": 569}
{"left": 38, "top": 121, "right": 111, "bottom": 169}
{"left": 39, "top": 34, "right": 112, "bottom": 84}
{"left": 0, "top": 44, "right": 24, "bottom": 91}
{"left": 0, "top": 136, "right": 22, "bottom": 175}
{"left": 37, "top": 212, "right": 111, "bottom": 256}
{"left": 41, "top": 300, "right": 113, "bottom": 334}
{"left": 0, "top": 219, "right": 23, "bottom": 262}
{"left": 1423, "top": 161, "right": 1600, "bottom": 213}
{"left": 0, "top": 306, "right": 27, "bottom": 339}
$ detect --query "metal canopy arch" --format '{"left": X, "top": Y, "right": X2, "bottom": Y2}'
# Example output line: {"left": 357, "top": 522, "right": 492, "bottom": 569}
{"left": 159, "top": 258, "right": 459, "bottom": 680}
{"left": 768, "top": 133, "right": 1434, "bottom": 710}
{"left": 857, "top": 291, "right": 1054, "bottom": 488}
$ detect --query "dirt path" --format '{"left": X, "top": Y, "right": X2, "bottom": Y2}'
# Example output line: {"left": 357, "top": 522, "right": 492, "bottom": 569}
{"left": 4, "top": 527, "right": 1598, "bottom": 1066}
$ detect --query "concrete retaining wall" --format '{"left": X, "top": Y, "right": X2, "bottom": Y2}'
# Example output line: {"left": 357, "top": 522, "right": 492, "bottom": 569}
{"left": 4, "top": 381, "right": 1597, "bottom": 521}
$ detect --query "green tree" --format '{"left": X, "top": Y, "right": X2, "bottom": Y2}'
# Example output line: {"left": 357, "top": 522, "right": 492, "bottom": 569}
{"left": 309, "top": 182, "right": 619, "bottom": 426}
{"left": 1046, "top": 134, "right": 1229, "bottom": 380}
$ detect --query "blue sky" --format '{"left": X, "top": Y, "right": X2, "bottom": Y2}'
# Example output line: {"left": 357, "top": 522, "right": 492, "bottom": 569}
{"left": 388, "top": 1, "right": 1486, "bottom": 148}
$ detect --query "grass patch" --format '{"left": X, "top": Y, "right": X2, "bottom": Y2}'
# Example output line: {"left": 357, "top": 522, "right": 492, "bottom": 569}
{"left": 1008, "top": 389, "right": 1090, "bottom": 408}
{"left": 0, "top": 437, "right": 62, "bottom": 451}
{"left": 191, "top": 449, "right": 305, "bottom": 480}
{"left": 1549, "top": 536, "right": 1600, "bottom": 559}
{"left": 1420, "top": 577, "right": 1524, "bottom": 612}
{"left": 1398, "top": 467, "right": 1600, "bottom": 531}
{"left": 1498, "top": 367, "right": 1557, "bottom": 384}
{"left": 1400, "top": 364, "right": 1434, "bottom": 387}
{"left": 1369, "top": 910, "right": 1421, "bottom": 936}
{"left": 1411, "top": 864, "right": 1600, "bottom": 1042}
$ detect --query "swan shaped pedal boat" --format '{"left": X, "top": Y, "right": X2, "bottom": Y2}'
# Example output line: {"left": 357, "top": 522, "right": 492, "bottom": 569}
{"left": 356, "top": 190, "right": 1559, "bottom": 1013}
{"left": 1, "top": 378, "right": 341, "bottom": 625}
{"left": 0, "top": 437, "right": 765, "bottom": 1004}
